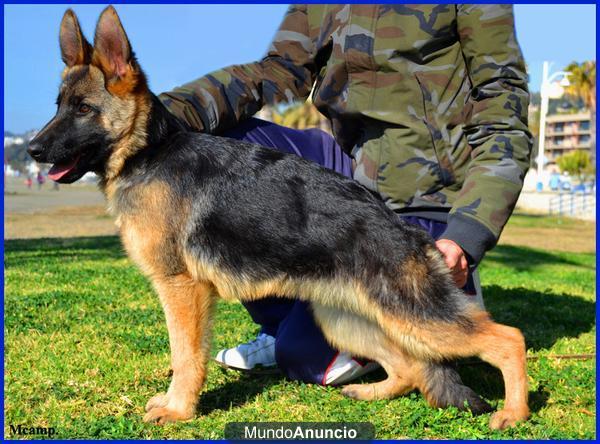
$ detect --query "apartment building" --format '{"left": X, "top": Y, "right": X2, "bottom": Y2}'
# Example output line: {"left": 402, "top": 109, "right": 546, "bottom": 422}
{"left": 545, "top": 111, "right": 592, "bottom": 166}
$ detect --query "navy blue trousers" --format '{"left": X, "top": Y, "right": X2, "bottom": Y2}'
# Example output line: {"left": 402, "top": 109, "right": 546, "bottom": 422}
{"left": 223, "top": 118, "right": 478, "bottom": 385}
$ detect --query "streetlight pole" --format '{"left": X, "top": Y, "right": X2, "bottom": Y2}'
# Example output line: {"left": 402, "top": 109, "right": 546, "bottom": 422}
{"left": 536, "top": 62, "right": 550, "bottom": 181}
{"left": 536, "top": 61, "right": 571, "bottom": 190}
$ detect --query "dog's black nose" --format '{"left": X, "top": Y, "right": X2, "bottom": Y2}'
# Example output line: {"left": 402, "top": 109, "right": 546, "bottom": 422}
{"left": 27, "top": 142, "right": 44, "bottom": 160}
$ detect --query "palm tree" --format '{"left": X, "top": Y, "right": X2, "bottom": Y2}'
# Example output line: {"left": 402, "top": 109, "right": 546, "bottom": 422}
{"left": 564, "top": 60, "right": 596, "bottom": 164}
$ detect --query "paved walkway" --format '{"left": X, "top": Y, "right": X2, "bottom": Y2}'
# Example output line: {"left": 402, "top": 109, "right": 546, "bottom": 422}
{"left": 4, "top": 177, "right": 106, "bottom": 214}
{"left": 4, "top": 177, "right": 116, "bottom": 239}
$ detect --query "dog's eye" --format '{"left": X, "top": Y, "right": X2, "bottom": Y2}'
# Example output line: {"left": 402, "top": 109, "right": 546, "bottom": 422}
{"left": 78, "top": 104, "right": 92, "bottom": 115}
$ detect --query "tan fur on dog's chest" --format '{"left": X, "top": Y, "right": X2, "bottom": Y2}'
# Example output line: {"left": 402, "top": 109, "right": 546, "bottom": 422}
{"left": 111, "top": 180, "right": 188, "bottom": 278}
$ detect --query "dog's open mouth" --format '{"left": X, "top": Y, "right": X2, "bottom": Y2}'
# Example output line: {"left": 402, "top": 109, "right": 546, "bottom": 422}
{"left": 48, "top": 154, "right": 81, "bottom": 182}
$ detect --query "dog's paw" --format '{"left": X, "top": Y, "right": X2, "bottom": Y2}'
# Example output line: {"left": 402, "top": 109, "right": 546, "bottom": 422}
{"left": 341, "top": 383, "right": 377, "bottom": 401}
{"left": 489, "top": 408, "right": 529, "bottom": 430}
{"left": 145, "top": 393, "right": 168, "bottom": 412}
{"left": 143, "top": 406, "right": 193, "bottom": 425}
{"left": 143, "top": 393, "right": 195, "bottom": 425}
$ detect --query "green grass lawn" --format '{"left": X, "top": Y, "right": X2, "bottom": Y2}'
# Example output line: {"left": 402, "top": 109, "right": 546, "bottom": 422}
{"left": 4, "top": 235, "right": 596, "bottom": 439}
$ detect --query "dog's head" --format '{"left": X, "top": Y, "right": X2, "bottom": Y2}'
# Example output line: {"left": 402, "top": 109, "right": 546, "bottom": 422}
{"left": 28, "top": 6, "right": 149, "bottom": 183}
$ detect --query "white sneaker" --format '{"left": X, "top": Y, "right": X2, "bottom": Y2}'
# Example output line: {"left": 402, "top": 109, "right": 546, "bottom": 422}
{"left": 215, "top": 333, "right": 277, "bottom": 372}
{"left": 323, "top": 352, "right": 380, "bottom": 385}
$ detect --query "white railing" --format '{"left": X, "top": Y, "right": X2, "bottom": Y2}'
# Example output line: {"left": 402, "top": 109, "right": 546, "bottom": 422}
{"left": 549, "top": 191, "right": 596, "bottom": 218}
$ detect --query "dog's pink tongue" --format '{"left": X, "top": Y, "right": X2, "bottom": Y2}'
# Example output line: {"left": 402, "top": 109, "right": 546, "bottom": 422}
{"left": 48, "top": 156, "right": 79, "bottom": 181}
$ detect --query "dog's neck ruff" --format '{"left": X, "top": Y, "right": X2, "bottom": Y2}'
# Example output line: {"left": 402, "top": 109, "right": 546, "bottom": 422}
{"left": 104, "top": 93, "right": 152, "bottom": 183}
{"left": 100, "top": 92, "right": 186, "bottom": 208}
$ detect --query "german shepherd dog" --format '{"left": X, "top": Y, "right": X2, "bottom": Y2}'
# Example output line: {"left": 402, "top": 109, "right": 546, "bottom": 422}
{"left": 28, "top": 6, "right": 529, "bottom": 430}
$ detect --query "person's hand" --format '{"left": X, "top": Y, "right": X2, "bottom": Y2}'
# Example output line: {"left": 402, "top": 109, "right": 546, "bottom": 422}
{"left": 435, "top": 239, "right": 468, "bottom": 288}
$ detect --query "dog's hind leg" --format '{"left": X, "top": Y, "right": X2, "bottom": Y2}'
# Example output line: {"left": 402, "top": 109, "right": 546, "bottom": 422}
{"left": 311, "top": 302, "right": 420, "bottom": 400}
{"left": 475, "top": 318, "right": 529, "bottom": 429}
{"left": 379, "top": 308, "right": 529, "bottom": 429}
{"left": 312, "top": 302, "right": 491, "bottom": 412}
{"left": 143, "top": 273, "right": 215, "bottom": 424}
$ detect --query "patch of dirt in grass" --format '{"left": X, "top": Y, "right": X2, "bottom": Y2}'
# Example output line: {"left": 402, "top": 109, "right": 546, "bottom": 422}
{"left": 4, "top": 205, "right": 117, "bottom": 239}
{"left": 499, "top": 218, "right": 595, "bottom": 253}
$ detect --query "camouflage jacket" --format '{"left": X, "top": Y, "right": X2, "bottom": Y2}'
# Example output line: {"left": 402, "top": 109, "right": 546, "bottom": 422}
{"left": 159, "top": 4, "right": 532, "bottom": 265}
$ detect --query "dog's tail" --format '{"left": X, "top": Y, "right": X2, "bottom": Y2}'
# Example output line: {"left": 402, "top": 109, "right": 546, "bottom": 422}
{"left": 421, "top": 362, "right": 493, "bottom": 415}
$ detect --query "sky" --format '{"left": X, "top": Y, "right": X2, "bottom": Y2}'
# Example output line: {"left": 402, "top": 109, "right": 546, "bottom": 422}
{"left": 3, "top": 3, "right": 597, "bottom": 133}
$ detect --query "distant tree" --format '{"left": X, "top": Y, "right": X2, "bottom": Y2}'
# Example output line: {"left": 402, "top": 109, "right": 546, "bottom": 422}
{"left": 5, "top": 142, "right": 31, "bottom": 173}
{"left": 564, "top": 60, "right": 596, "bottom": 162}
{"left": 557, "top": 150, "right": 594, "bottom": 183}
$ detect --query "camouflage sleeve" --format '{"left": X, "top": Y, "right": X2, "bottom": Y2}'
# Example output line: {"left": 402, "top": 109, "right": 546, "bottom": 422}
{"left": 158, "top": 5, "right": 316, "bottom": 133}
{"left": 440, "top": 4, "right": 533, "bottom": 265}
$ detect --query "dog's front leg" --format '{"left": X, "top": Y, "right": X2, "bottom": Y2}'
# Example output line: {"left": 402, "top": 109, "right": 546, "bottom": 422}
{"left": 144, "top": 273, "right": 214, "bottom": 425}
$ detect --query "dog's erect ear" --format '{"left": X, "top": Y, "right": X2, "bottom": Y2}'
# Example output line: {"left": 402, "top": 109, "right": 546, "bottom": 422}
{"left": 59, "top": 9, "right": 92, "bottom": 67}
{"left": 92, "top": 6, "right": 141, "bottom": 94}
